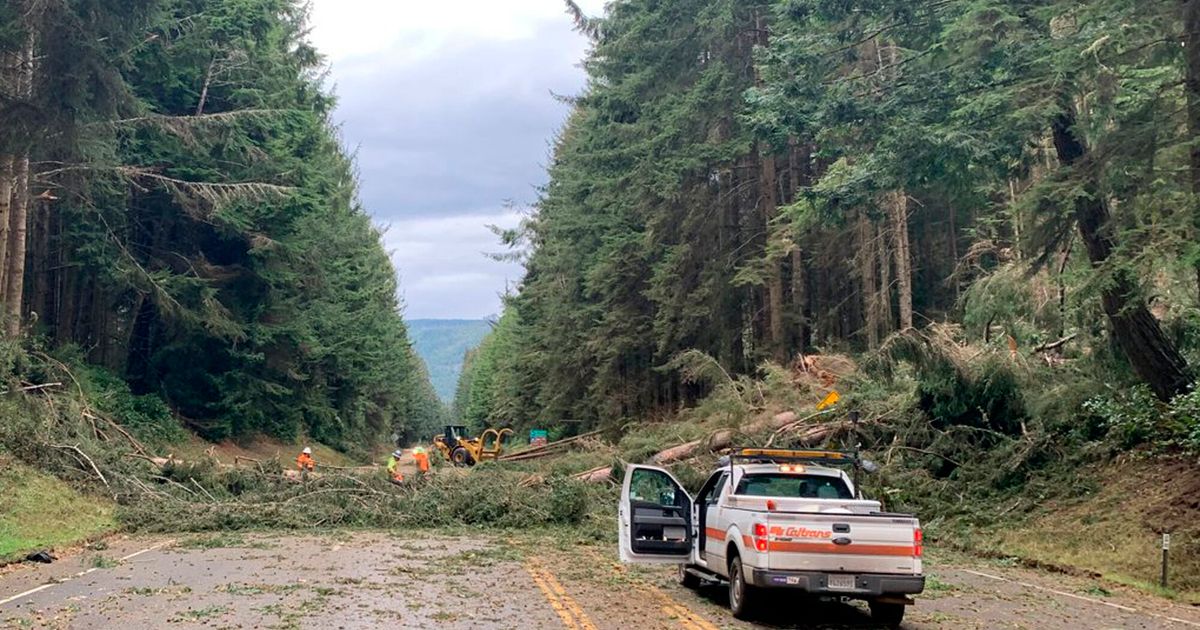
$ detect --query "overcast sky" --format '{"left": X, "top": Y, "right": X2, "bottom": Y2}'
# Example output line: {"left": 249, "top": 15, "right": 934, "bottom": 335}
{"left": 309, "top": 0, "right": 605, "bottom": 319}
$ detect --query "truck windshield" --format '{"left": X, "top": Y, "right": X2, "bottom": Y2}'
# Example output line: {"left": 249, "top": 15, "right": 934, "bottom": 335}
{"left": 735, "top": 473, "right": 853, "bottom": 499}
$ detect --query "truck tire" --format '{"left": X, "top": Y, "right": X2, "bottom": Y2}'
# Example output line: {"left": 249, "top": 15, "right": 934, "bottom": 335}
{"left": 450, "top": 447, "right": 473, "bottom": 466}
{"left": 869, "top": 601, "right": 905, "bottom": 628}
{"left": 728, "top": 555, "right": 758, "bottom": 620}
{"left": 677, "top": 564, "right": 701, "bottom": 589}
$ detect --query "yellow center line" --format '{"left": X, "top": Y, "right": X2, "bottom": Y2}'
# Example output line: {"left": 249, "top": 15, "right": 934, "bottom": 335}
{"left": 663, "top": 604, "right": 704, "bottom": 630}
{"left": 526, "top": 563, "right": 578, "bottom": 630}
{"left": 651, "top": 592, "right": 720, "bottom": 630}
{"left": 527, "top": 558, "right": 599, "bottom": 630}
{"left": 580, "top": 548, "right": 721, "bottom": 630}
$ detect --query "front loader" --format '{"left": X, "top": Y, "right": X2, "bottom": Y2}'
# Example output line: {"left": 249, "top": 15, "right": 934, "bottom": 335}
{"left": 432, "top": 425, "right": 513, "bottom": 466}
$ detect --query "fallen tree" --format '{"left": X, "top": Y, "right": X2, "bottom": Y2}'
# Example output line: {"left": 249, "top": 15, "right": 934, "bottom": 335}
{"left": 579, "top": 409, "right": 847, "bottom": 483}
{"left": 497, "top": 430, "right": 603, "bottom": 462}
{"left": 572, "top": 465, "right": 615, "bottom": 483}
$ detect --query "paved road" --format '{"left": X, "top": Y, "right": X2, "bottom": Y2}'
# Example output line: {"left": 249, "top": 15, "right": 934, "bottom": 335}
{"left": 1, "top": 532, "right": 1197, "bottom": 629}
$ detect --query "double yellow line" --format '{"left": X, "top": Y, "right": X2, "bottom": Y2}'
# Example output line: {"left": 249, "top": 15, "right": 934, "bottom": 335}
{"left": 526, "top": 557, "right": 598, "bottom": 630}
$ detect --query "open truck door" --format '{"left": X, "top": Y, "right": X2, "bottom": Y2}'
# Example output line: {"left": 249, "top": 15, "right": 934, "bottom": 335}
{"left": 619, "top": 465, "right": 694, "bottom": 563}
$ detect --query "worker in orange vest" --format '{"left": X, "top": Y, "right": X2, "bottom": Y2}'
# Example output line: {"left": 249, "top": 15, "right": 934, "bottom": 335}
{"left": 412, "top": 446, "right": 430, "bottom": 475}
{"left": 296, "top": 447, "right": 315, "bottom": 476}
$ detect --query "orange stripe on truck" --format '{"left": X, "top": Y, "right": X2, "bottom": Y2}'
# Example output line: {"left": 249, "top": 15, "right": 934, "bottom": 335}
{"left": 768, "top": 541, "right": 915, "bottom": 556}
{"left": 737, "top": 535, "right": 915, "bottom": 557}
{"left": 704, "top": 527, "right": 726, "bottom": 541}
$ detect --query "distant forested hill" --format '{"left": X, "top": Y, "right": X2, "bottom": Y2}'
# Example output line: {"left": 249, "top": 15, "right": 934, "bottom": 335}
{"left": 408, "top": 320, "right": 494, "bottom": 401}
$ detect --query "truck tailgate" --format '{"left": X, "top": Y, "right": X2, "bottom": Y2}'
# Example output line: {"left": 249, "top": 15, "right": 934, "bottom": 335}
{"left": 763, "top": 513, "right": 920, "bottom": 575}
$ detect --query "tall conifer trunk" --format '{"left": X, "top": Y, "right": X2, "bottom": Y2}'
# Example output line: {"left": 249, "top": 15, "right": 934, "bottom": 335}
{"left": 888, "top": 191, "right": 914, "bottom": 330}
{"left": 30, "top": 197, "right": 49, "bottom": 323}
{"left": 1186, "top": 0, "right": 1200, "bottom": 297}
{"left": 760, "top": 149, "right": 785, "bottom": 360}
{"left": 5, "top": 27, "right": 33, "bottom": 338}
{"left": 754, "top": 9, "right": 785, "bottom": 361}
{"left": 1052, "top": 108, "right": 1191, "bottom": 400}
{"left": 0, "top": 155, "right": 12, "bottom": 311}
{"left": 7, "top": 159, "right": 29, "bottom": 337}
{"left": 859, "top": 214, "right": 879, "bottom": 348}
{"left": 876, "top": 223, "right": 892, "bottom": 335}
{"left": 788, "top": 141, "right": 810, "bottom": 351}
{"left": 0, "top": 50, "right": 14, "bottom": 312}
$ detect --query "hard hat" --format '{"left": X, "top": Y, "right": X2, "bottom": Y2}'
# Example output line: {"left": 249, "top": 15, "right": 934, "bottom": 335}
{"left": 392, "top": 450, "right": 403, "bottom": 457}
{"left": 413, "top": 446, "right": 425, "bottom": 454}
{"left": 302, "top": 447, "right": 312, "bottom": 454}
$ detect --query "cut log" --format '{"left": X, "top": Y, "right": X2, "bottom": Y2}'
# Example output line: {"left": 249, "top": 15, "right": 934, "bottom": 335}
{"left": 649, "top": 439, "right": 703, "bottom": 464}
{"left": 766, "top": 419, "right": 849, "bottom": 447}
{"left": 575, "top": 410, "right": 843, "bottom": 483}
{"left": 574, "top": 466, "right": 613, "bottom": 483}
{"left": 706, "top": 430, "right": 734, "bottom": 452}
{"left": 647, "top": 411, "right": 811, "bottom": 465}
{"left": 733, "top": 411, "right": 800, "bottom": 437}
{"left": 772, "top": 411, "right": 797, "bottom": 425}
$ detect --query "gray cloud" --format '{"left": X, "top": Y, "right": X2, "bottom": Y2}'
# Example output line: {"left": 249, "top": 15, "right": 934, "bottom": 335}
{"left": 313, "top": 3, "right": 601, "bottom": 318}
{"left": 332, "top": 21, "right": 587, "bottom": 221}
{"left": 383, "top": 211, "right": 525, "bottom": 319}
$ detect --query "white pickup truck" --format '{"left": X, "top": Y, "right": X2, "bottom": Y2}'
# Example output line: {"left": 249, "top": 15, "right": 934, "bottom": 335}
{"left": 618, "top": 448, "right": 924, "bottom": 626}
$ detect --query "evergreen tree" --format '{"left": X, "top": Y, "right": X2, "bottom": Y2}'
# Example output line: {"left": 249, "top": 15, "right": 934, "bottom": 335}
{"left": 0, "top": 0, "right": 445, "bottom": 449}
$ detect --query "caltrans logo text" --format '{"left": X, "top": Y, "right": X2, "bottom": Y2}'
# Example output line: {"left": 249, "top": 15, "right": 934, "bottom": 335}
{"left": 768, "top": 526, "right": 832, "bottom": 539}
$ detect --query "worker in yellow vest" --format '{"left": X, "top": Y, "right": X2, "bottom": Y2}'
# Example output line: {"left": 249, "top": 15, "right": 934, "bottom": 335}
{"left": 386, "top": 449, "right": 404, "bottom": 484}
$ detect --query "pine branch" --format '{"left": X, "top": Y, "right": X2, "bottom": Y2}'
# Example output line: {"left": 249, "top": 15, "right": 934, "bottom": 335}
{"left": 563, "top": 0, "right": 602, "bottom": 41}
{"left": 97, "top": 109, "right": 293, "bottom": 144}
{"left": 37, "top": 164, "right": 292, "bottom": 219}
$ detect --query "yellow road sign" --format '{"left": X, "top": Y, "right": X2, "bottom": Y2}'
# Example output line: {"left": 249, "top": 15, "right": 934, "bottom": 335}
{"left": 816, "top": 390, "right": 840, "bottom": 410}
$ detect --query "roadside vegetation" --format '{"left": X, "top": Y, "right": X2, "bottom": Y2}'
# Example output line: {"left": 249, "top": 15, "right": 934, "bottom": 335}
{"left": 0, "top": 458, "right": 114, "bottom": 561}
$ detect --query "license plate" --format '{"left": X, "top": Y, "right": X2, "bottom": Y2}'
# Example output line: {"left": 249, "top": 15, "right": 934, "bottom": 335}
{"left": 828, "top": 575, "right": 855, "bottom": 590}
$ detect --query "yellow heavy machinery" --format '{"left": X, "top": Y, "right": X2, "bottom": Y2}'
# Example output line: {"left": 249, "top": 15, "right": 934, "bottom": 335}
{"left": 432, "top": 425, "right": 513, "bottom": 466}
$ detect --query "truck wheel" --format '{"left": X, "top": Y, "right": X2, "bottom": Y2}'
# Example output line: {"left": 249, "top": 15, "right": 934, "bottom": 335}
{"left": 677, "top": 564, "right": 701, "bottom": 589}
{"left": 869, "top": 601, "right": 905, "bottom": 628}
{"left": 728, "top": 555, "right": 758, "bottom": 620}
{"left": 450, "top": 447, "right": 472, "bottom": 466}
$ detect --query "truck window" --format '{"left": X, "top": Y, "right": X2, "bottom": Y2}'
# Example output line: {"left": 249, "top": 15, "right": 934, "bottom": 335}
{"left": 712, "top": 473, "right": 728, "bottom": 502}
{"left": 700, "top": 472, "right": 727, "bottom": 505}
{"left": 734, "top": 473, "right": 853, "bottom": 500}
{"left": 630, "top": 468, "right": 682, "bottom": 506}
